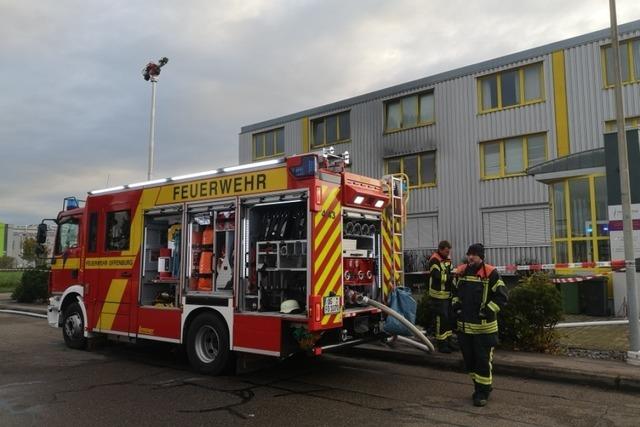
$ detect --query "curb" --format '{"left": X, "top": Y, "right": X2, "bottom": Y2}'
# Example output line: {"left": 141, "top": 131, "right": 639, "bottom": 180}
{"left": 339, "top": 343, "right": 640, "bottom": 393}
{"left": 0, "top": 303, "right": 47, "bottom": 316}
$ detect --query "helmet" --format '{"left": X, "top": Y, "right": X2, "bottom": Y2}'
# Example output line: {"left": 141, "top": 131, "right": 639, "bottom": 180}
{"left": 280, "top": 299, "right": 302, "bottom": 314}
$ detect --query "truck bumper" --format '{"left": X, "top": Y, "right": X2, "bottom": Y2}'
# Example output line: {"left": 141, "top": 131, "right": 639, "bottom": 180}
{"left": 47, "top": 296, "right": 61, "bottom": 328}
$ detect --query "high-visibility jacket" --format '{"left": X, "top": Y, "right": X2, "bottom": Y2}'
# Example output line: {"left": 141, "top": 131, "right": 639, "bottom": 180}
{"left": 428, "top": 252, "right": 453, "bottom": 300}
{"left": 452, "top": 262, "right": 508, "bottom": 335}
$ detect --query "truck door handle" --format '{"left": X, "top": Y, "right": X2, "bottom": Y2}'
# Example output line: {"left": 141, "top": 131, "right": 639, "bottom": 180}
{"left": 120, "top": 271, "right": 132, "bottom": 278}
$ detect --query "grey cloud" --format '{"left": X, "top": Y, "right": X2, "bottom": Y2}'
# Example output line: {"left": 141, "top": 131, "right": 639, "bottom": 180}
{"left": 1, "top": 0, "right": 639, "bottom": 224}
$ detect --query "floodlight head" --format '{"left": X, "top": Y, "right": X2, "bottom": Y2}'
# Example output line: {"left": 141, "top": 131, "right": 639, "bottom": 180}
{"left": 158, "top": 57, "right": 169, "bottom": 67}
{"left": 141, "top": 57, "right": 169, "bottom": 82}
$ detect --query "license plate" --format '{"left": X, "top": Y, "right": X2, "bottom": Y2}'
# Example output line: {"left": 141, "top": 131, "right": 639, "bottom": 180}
{"left": 323, "top": 296, "right": 341, "bottom": 315}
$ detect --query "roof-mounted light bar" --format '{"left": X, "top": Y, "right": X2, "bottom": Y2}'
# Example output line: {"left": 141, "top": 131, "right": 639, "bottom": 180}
{"left": 90, "top": 185, "right": 126, "bottom": 195}
{"left": 128, "top": 178, "right": 168, "bottom": 188}
{"left": 223, "top": 158, "right": 283, "bottom": 173}
{"left": 171, "top": 170, "right": 219, "bottom": 181}
{"left": 89, "top": 158, "right": 286, "bottom": 195}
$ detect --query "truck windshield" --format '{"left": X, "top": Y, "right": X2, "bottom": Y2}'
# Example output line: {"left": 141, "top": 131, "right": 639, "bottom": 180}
{"left": 55, "top": 219, "right": 79, "bottom": 254}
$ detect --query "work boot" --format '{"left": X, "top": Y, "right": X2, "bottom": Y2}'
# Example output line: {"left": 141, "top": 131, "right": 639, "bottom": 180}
{"left": 473, "top": 391, "right": 489, "bottom": 407}
{"left": 447, "top": 336, "right": 460, "bottom": 351}
{"left": 437, "top": 341, "right": 452, "bottom": 353}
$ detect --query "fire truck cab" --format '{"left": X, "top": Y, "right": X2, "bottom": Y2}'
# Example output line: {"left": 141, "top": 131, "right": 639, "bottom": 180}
{"left": 44, "top": 150, "right": 403, "bottom": 374}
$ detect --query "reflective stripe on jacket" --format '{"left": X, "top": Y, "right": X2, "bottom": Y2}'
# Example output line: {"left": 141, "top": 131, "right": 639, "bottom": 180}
{"left": 452, "top": 262, "right": 508, "bottom": 335}
{"left": 428, "top": 252, "right": 453, "bottom": 300}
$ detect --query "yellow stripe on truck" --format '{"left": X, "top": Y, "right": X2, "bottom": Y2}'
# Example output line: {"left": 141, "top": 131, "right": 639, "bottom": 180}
{"left": 95, "top": 279, "right": 128, "bottom": 330}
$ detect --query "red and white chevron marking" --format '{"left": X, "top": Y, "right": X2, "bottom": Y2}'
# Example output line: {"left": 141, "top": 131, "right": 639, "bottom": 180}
{"left": 493, "top": 260, "right": 627, "bottom": 273}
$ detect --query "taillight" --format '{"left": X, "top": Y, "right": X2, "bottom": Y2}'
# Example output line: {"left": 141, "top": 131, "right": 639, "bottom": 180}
{"left": 314, "top": 302, "right": 321, "bottom": 322}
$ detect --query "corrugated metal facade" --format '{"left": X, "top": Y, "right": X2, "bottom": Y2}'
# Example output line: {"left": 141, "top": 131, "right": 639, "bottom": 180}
{"left": 238, "top": 22, "right": 640, "bottom": 267}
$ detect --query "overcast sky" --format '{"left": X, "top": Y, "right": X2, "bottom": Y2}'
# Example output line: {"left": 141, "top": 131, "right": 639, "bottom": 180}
{"left": 1, "top": 0, "right": 639, "bottom": 225}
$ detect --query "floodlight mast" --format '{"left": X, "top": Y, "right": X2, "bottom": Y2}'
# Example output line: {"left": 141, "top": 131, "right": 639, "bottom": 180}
{"left": 141, "top": 57, "right": 169, "bottom": 179}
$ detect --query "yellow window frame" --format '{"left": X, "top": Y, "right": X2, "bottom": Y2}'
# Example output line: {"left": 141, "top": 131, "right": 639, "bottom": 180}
{"left": 384, "top": 91, "right": 435, "bottom": 133}
{"left": 252, "top": 128, "right": 285, "bottom": 161}
{"left": 550, "top": 174, "right": 610, "bottom": 263}
{"left": 310, "top": 111, "right": 351, "bottom": 149}
{"left": 384, "top": 152, "right": 437, "bottom": 189}
{"left": 477, "top": 62, "right": 545, "bottom": 114}
{"left": 604, "top": 115, "right": 640, "bottom": 132}
{"left": 601, "top": 39, "right": 639, "bottom": 88}
{"left": 480, "top": 133, "right": 548, "bottom": 180}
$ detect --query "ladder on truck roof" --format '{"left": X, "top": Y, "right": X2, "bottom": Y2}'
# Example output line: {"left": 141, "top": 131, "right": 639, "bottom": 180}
{"left": 383, "top": 174, "right": 408, "bottom": 290}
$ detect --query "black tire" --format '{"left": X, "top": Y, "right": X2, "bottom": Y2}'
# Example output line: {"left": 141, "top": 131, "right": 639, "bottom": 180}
{"left": 186, "top": 312, "right": 232, "bottom": 375}
{"left": 62, "top": 301, "right": 87, "bottom": 350}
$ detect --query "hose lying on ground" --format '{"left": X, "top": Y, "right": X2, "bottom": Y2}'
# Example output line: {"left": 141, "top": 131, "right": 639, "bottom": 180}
{"left": 356, "top": 294, "right": 435, "bottom": 353}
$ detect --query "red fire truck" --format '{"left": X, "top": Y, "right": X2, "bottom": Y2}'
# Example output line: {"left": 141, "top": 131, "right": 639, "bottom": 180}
{"left": 41, "top": 150, "right": 406, "bottom": 374}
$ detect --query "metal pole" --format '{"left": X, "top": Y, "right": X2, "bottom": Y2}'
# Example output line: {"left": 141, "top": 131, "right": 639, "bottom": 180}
{"left": 609, "top": 0, "right": 640, "bottom": 361}
{"left": 147, "top": 80, "right": 157, "bottom": 180}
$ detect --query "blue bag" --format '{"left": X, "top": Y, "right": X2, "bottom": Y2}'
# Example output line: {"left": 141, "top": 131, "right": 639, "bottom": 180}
{"left": 383, "top": 286, "right": 417, "bottom": 336}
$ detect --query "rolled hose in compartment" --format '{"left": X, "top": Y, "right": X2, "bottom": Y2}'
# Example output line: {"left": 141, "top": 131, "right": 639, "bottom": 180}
{"left": 356, "top": 294, "right": 435, "bottom": 353}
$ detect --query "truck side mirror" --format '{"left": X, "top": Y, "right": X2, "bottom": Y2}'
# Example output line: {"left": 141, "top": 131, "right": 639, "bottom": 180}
{"left": 37, "top": 223, "right": 48, "bottom": 244}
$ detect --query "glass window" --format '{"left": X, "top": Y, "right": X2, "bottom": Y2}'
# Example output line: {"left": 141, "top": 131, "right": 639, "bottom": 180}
{"left": 106, "top": 210, "right": 131, "bottom": 251}
{"left": 253, "top": 134, "right": 264, "bottom": 158}
{"left": 555, "top": 242, "right": 568, "bottom": 263}
{"left": 504, "top": 137, "right": 524, "bottom": 174}
{"left": 56, "top": 219, "right": 79, "bottom": 254}
{"left": 481, "top": 75, "right": 498, "bottom": 110}
{"left": 524, "top": 63, "right": 542, "bottom": 101}
{"left": 404, "top": 155, "right": 419, "bottom": 188}
{"left": 387, "top": 159, "right": 401, "bottom": 175}
{"left": 338, "top": 111, "right": 350, "bottom": 141}
{"left": 553, "top": 183, "right": 567, "bottom": 238}
{"left": 401, "top": 95, "right": 418, "bottom": 128}
{"left": 386, "top": 101, "right": 401, "bottom": 130}
{"left": 483, "top": 142, "right": 501, "bottom": 177}
{"left": 598, "top": 240, "right": 611, "bottom": 261}
{"left": 313, "top": 120, "right": 325, "bottom": 148}
{"left": 594, "top": 176, "right": 609, "bottom": 236}
{"left": 527, "top": 134, "right": 546, "bottom": 167}
{"left": 419, "top": 93, "right": 434, "bottom": 123}
{"left": 420, "top": 152, "right": 436, "bottom": 185}
{"left": 265, "top": 131, "right": 275, "bottom": 156}
{"left": 569, "top": 179, "right": 591, "bottom": 237}
{"left": 275, "top": 128, "right": 284, "bottom": 154}
{"left": 87, "top": 213, "right": 98, "bottom": 253}
{"left": 605, "top": 44, "right": 630, "bottom": 85}
{"left": 326, "top": 114, "right": 338, "bottom": 143}
{"left": 572, "top": 241, "right": 594, "bottom": 263}
{"left": 501, "top": 70, "right": 520, "bottom": 107}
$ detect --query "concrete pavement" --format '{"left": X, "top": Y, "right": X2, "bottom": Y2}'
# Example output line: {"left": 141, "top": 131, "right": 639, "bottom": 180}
{"left": 2, "top": 313, "right": 640, "bottom": 426}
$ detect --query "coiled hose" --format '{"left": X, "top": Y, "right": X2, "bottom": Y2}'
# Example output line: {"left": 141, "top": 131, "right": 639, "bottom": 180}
{"left": 356, "top": 294, "right": 435, "bottom": 353}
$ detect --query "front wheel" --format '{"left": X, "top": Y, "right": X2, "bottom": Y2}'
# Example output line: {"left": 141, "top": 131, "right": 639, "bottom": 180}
{"left": 62, "top": 301, "right": 87, "bottom": 350}
{"left": 186, "top": 312, "right": 232, "bottom": 375}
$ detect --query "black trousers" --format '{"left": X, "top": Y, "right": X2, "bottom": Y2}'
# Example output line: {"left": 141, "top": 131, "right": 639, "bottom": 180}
{"left": 457, "top": 332, "right": 498, "bottom": 392}
{"left": 432, "top": 299, "right": 452, "bottom": 342}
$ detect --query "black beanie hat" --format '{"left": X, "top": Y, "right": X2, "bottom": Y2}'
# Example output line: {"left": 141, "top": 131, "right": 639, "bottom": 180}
{"left": 466, "top": 243, "right": 485, "bottom": 259}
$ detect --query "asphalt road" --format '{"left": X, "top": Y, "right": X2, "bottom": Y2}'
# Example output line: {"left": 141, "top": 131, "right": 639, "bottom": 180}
{"left": 1, "top": 313, "right": 640, "bottom": 427}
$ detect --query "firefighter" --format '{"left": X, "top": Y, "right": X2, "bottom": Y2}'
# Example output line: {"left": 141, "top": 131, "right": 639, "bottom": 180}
{"left": 428, "top": 240, "right": 456, "bottom": 353}
{"left": 452, "top": 243, "right": 508, "bottom": 407}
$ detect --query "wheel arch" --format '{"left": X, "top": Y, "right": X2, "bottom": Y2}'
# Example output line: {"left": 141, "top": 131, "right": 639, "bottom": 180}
{"left": 58, "top": 285, "right": 88, "bottom": 336}
{"left": 182, "top": 307, "right": 230, "bottom": 347}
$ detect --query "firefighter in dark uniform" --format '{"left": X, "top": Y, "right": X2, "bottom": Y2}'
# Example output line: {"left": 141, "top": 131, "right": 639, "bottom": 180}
{"left": 452, "top": 243, "right": 508, "bottom": 407}
{"left": 428, "top": 240, "right": 456, "bottom": 353}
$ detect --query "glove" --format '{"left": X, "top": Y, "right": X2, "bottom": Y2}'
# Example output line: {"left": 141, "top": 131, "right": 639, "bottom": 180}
{"left": 451, "top": 302, "right": 462, "bottom": 321}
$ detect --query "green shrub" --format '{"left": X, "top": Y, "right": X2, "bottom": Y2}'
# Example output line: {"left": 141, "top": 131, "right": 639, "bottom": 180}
{"left": 11, "top": 269, "right": 49, "bottom": 303}
{"left": 415, "top": 291, "right": 435, "bottom": 332}
{"left": 499, "top": 273, "right": 563, "bottom": 352}
{"left": 0, "top": 271, "right": 23, "bottom": 292}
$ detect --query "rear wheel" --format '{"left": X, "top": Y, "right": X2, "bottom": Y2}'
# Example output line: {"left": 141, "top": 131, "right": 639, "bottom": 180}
{"left": 62, "top": 301, "right": 87, "bottom": 350}
{"left": 186, "top": 312, "right": 232, "bottom": 375}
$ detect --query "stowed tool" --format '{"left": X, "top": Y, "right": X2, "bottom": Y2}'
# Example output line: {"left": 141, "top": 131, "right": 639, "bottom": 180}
{"left": 349, "top": 289, "right": 435, "bottom": 353}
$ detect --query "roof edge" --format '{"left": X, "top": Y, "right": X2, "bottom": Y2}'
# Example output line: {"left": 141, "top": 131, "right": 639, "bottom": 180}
{"left": 241, "top": 20, "right": 640, "bottom": 134}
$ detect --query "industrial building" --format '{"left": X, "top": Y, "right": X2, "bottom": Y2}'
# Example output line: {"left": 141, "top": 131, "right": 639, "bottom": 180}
{"left": 239, "top": 20, "right": 640, "bottom": 269}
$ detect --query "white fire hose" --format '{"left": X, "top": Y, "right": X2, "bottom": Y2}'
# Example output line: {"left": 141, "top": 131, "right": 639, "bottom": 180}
{"left": 356, "top": 294, "right": 435, "bottom": 353}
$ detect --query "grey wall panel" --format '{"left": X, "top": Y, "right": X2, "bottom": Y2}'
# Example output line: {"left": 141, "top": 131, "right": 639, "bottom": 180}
{"left": 485, "top": 246, "right": 552, "bottom": 267}
{"left": 565, "top": 29, "right": 640, "bottom": 154}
